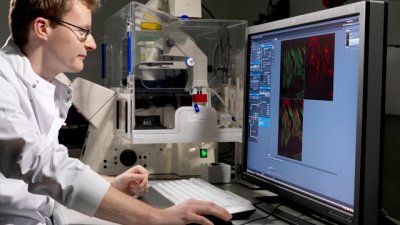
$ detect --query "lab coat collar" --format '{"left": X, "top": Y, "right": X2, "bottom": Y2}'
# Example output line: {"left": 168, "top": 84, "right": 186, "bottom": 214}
{"left": 0, "top": 37, "right": 72, "bottom": 134}
{"left": 1, "top": 37, "right": 71, "bottom": 91}
{"left": 0, "top": 37, "right": 34, "bottom": 84}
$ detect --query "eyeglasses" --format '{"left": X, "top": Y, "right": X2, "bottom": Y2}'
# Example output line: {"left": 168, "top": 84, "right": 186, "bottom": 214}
{"left": 50, "top": 19, "right": 91, "bottom": 42}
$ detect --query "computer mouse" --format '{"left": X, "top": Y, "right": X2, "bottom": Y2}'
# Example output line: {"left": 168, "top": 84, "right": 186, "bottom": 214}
{"left": 206, "top": 215, "right": 233, "bottom": 225}
{"left": 188, "top": 215, "right": 233, "bottom": 225}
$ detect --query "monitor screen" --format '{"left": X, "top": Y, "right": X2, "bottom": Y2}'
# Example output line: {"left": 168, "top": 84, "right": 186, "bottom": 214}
{"left": 241, "top": 1, "right": 387, "bottom": 224}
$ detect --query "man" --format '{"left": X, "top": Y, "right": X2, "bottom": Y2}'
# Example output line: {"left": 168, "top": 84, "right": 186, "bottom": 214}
{"left": 0, "top": 0, "right": 232, "bottom": 224}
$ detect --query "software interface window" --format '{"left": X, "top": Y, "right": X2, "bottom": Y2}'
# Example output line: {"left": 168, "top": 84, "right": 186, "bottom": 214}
{"left": 247, "top": 15, "right": 361, "bottom": 213}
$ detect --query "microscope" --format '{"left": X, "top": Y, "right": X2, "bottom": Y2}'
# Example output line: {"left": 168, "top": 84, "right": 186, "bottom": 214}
{"left": 73, "top": 1, "right": 247, "bottom": 177}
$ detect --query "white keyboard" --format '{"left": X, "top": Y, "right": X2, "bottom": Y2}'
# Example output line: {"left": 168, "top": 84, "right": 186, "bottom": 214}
{"left": 151, "top": 178, "right": 256, "bottom": 219}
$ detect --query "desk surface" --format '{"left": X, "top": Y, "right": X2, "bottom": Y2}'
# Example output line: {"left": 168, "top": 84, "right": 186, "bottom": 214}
{"left": 53, "top": 180, "right": 330, "bottom": 225}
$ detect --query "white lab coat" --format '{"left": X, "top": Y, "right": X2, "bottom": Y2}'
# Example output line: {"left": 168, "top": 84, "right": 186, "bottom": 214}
{"left": 0, "top": 38, "right": 110, "bottom": 224}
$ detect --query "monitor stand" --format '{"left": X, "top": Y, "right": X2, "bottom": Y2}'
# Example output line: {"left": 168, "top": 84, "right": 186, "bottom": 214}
{"left": 255, "top": 196, "right": 336, "bottom": 225}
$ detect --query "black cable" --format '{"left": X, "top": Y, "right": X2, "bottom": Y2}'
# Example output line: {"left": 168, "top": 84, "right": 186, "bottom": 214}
{"left": 201, "top": 3, "right": 215, "bottom": 19}
{"left": 239, "top": 204, "right": 282, "bottom": 225}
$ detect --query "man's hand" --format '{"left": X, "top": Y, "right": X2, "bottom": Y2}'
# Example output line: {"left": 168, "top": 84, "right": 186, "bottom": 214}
{"left": 111, "top": 165, "right": 149, "bottom": 197}
{"left": 95, "top": 186, "right": 232, "bottom": 225}
{"left": 156, "top": 199, "right": 232, "bottom": 225}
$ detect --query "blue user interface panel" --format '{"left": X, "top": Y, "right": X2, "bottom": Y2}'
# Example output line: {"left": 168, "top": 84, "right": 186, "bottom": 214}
{"left": 246, "top": 15, "right": 361, "bottom": 212}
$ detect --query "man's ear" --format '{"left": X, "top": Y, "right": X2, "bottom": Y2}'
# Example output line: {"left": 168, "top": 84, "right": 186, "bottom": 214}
{"left": 33, "top": 17, "right": 50, "bottom": 40}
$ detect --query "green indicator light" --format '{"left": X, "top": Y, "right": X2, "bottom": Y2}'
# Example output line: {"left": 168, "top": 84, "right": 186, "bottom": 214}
{"left": 200, "top": 149, "right": 207, "bottom": 158}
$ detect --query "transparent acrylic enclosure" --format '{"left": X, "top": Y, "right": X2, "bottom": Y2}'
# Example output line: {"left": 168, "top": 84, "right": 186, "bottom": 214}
{"left": 102, "top": 1, "right": 247, "bottom": 132}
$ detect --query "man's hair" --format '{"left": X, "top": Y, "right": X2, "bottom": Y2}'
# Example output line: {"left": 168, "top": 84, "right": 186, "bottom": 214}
{"left": 9, "top": 0, "right": 101, "bottom": 49}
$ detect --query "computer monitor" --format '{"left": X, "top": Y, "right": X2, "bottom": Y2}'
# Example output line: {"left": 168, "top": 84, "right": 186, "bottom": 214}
{"left": 241, "top": 1, "right": 387, "bottom": 225}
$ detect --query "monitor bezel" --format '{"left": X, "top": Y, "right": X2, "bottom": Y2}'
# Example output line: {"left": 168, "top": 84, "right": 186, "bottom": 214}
{"left": 241, "top": 1, "right": 387, "bottom": 224}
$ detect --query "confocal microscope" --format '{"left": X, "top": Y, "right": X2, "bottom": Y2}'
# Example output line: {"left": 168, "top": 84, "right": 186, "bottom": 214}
{"left": 73, "top": 1, "right": 247, "bottom": 177}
